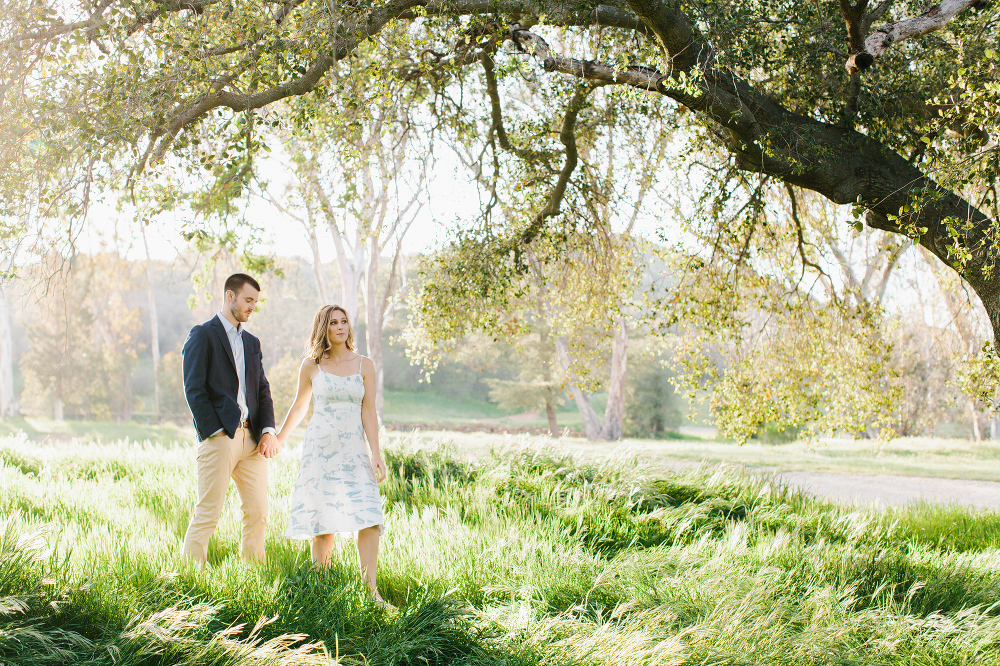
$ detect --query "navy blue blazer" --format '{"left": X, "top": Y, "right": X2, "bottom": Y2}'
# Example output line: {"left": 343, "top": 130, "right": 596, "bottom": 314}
{"left": 181, "top": 315, "right": 276, "bottom": 442}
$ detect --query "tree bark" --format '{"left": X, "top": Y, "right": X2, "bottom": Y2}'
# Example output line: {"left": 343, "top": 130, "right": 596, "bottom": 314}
{"left": 365, "top": 234, "right": 386, "bottom": 420}
{"left": 599, "top": 317, "right": 628, "bottom": 440}
{"left": 862, "top": 0, "right": 983, "bottom": 66}
{"left": 304, "top": 208, "right": 332, "bottom": 305}
{"left": 315, "top": 181, "right": 366, "bottom": 324}
{"left": 544, "top": 396, "right": 559, "bottom": 437}
{"left": 0, "top": 284, "right": 15, "bottom": 418}
{"left": 555, "top": 336, "right": 603, "bottom": 440}
{"left": 539, "top": 328, "right": 559, "bottom": 437}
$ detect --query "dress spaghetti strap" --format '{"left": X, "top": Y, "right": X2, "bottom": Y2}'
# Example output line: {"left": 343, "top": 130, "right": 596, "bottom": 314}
{"left": 358, "top": 354, "right": 364, "bottom": 374}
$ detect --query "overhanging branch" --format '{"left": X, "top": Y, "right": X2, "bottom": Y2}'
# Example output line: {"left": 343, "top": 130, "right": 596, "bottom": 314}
{"left": 511, "top": 25, "right": 665, "bottom": 91}
{"left": 852, "top": 0, "right": 985, "bottom": 73}
{"left": 519, "top": 84, "right": 600, "bottom": 247}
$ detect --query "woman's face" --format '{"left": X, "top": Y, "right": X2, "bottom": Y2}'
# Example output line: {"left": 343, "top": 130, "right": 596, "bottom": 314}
{"left": 328, "top": 310, "right": 350, "bottom": 343}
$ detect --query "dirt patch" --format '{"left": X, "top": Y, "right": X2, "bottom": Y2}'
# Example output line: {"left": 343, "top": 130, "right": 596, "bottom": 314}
{"left": 774, "top": 470, "right": 1000, "bottom": 511}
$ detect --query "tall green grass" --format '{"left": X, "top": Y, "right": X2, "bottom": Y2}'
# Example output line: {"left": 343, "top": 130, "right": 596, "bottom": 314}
{"left": 2, "top": 431, "right": 999, "bottom": 665}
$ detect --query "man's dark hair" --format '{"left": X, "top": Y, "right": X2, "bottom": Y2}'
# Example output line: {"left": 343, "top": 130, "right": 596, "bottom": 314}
{"left": 224, "top": 273, "right": 261, "bottom": 296}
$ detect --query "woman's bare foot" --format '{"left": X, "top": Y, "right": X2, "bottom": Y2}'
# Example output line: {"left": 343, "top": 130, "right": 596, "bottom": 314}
{"left": 373, "top": 591, "right": 396, "bottom": 612}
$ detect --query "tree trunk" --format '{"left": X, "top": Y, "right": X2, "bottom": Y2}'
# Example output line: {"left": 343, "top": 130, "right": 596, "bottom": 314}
{"left": 340, "top": 261, "right": 364, "bottom": 326}
{"left": 140, "top": 224, "right": 161, "bottom": 420}
{"left": 544, "top": 394, "right": 559, "bottom": 437}
{"left": 555, "top": 336, "right": 603, "bottom": 440}
{"left": 364, "top": 235, "right": 385, "bottom": 421}
{"left": 332, "top": 231, "right": 365, "bottom": 325}
{"left": 971, "top": 402, "right": 982, "bottom": 441}
{"left": 54, "top": 397, "right": 63, "bottom": 421}
{"left": 0, "top": 284, "right": 15, "bottom": 418}
{"left": 539, "top": 328, "right": 559, "bottom": 437}
{"left": 318, "top": 179, "right": 367, "bottom": 324}
{"left": 306, "top": 212, "right": 332, "bottom": 305}
{"left": 598, "top": 317, "right": 628, "bottom": 441}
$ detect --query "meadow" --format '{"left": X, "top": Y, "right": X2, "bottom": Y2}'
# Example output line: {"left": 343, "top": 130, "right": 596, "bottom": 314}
{"left": 3, "top": 430, "right": 1000, "bottom": 665}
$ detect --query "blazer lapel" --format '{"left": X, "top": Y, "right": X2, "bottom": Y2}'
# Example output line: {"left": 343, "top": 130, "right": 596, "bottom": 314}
{"left": 210, "top": 316, "right": 238, "bottom": 373}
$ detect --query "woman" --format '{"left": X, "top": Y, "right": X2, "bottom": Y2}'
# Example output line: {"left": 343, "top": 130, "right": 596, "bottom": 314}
{"left": 277, "top": 304, "right": 388, "bottom": 605}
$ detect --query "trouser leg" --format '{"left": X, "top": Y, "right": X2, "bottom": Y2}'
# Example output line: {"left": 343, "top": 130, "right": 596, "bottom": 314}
{"left": 231, "top": 430, "right": 268, "bottom": 562}
{"left": 182, "top": 433, "right": 237, "bottom": 564}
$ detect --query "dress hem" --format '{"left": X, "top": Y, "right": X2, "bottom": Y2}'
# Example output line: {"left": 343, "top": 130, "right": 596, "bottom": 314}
{"left": 285, "top": 522, "right": 384, "bottom": 540}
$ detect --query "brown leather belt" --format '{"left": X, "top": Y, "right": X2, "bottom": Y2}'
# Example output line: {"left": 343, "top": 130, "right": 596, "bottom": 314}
{"left": 237, "top": 420, "right": 250, "bottom": 430}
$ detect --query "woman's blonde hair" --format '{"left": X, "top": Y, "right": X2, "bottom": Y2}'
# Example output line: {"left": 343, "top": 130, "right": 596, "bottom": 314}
{"left": 306, "top": 304, "right": 355, "bottom": 362}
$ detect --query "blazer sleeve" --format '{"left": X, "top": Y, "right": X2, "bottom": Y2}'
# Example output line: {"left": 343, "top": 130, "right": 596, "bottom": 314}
{"left": 255, "top": 341, "right": 276, "bottom": 431}
{"left": 182, "top": 325, "right": 220, "bottom": 439}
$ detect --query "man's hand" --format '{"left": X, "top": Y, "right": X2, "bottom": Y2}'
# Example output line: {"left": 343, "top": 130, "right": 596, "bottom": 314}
{"left": 259, "top": 432, "right": 280, "bottom": 459}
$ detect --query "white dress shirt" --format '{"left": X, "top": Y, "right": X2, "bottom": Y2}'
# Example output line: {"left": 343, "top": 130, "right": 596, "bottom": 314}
{"left": 212, "top": 312, "right": 275, "bottom": 438}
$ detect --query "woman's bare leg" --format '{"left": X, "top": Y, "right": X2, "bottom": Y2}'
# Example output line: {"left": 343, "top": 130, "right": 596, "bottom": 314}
{"left": 356, "top": 525, "right": 382, "bottom": 601}
{"left": 311, "top": 534, "right": 335, "bottom": 568}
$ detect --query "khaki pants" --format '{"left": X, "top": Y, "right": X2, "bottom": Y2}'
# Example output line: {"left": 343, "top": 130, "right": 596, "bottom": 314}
{"left": 182, "top": 428, "right": 268, "bottom": 564}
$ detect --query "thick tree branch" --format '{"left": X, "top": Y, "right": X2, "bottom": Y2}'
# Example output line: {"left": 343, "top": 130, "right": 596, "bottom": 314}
{"left": 622, "top": 0, "right": 704, "bottom": 73}
{"left": 481, "top": 52, "right": 540, "bottom": 163}
{"left": 402, "top": 1, "right": 653, "bottom": 34}
{"left": 134, "top": 0, "right": 643, "bottom": 180}
{"left": 127, "top": 0, "right": 223, "bottom": 36}
{"left": 508, "top": 5, "right": 999, "bottom": 336}
{"left": 511, "top": 26, "right": 665, "bottom": 91}
{"left": 837, "top": 0, "right": 869, "bottom": 120}
{"left": 853, "top": 0, "right": 985, "bottom": 72}
{"left": 519, "top": 85, "right": 599, "bottom": 248}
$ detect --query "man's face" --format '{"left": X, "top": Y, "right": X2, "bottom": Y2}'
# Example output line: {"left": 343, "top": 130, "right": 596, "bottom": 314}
{"left": 227, "top": 284, "right": 259, "bottom": 324}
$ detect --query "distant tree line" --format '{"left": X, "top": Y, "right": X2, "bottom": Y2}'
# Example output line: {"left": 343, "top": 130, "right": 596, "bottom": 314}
{"left": 1, "top": 235, "right": 992, "bottom": 441}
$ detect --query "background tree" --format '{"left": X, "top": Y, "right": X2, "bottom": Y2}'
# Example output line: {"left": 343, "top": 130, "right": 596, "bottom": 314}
{"left": 0, "top": 281, "right": 17, "bottom": 418}
{"left": 19, "top": 256, "right": 96, "bottom": 420}
{"left": 623, "top": 350, "right": 682, "bottom": 438}
{"left": 86, "top": 251, "right": 144, "bottom": 420}
{"left": 139, "top": 221, "right": 163, "bottom": 420}
{"left": 261, "top": 59, "right": 428, "bottom": 417}
{"left": 486, "top": 348, "right": 564, "bottom": 437}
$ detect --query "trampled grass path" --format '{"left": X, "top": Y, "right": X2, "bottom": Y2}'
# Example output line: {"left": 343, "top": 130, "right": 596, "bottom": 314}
{"left": 773, "top": 470, "right": 1000, "bottom": 510}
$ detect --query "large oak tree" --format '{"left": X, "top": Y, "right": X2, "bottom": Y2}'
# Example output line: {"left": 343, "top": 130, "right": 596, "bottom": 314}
{"left": 2, "top": 1, "right": 998, "bottom": 336}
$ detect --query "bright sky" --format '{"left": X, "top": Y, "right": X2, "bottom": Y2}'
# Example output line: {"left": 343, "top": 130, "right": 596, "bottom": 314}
{"left": 77, "top": 141, "right": 671, "bottom": 266}
{"left": 80, "top": 155, "right": 474, "bottom": 262}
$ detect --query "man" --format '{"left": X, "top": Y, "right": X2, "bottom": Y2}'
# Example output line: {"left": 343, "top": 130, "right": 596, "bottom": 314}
{"left": 181, "top": 273, "right": 280, "bottom": 564}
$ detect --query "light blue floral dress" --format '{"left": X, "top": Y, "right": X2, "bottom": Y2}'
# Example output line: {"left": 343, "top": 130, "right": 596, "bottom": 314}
{"left": 286, "top": 356, "right": 384, "bottom": 539}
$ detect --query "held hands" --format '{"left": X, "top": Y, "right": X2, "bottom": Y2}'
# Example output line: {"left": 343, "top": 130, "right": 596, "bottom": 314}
{"left": 259, "top": 432, "right": 280, "bottom": 459}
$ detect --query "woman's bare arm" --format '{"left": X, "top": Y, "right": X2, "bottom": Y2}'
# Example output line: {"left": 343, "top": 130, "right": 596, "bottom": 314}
{"left": 360, "top": 356, "right": 386, "bottom": 482}
{"left": 276, "top": 359, "right": 316, "bottom": 447}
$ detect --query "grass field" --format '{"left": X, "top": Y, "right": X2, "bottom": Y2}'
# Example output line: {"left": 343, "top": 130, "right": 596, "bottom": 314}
{"left": 3, "top": 431, "right": 1000, "bottom": 665}
{"left": 0, "top": 416, "right": 196, "bottom": 444}
{"left": 5, "top": 414, "right": 1000, "bottom": 482}
{"left": 381, "top": 390, "right": 595, "bottom": 429}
